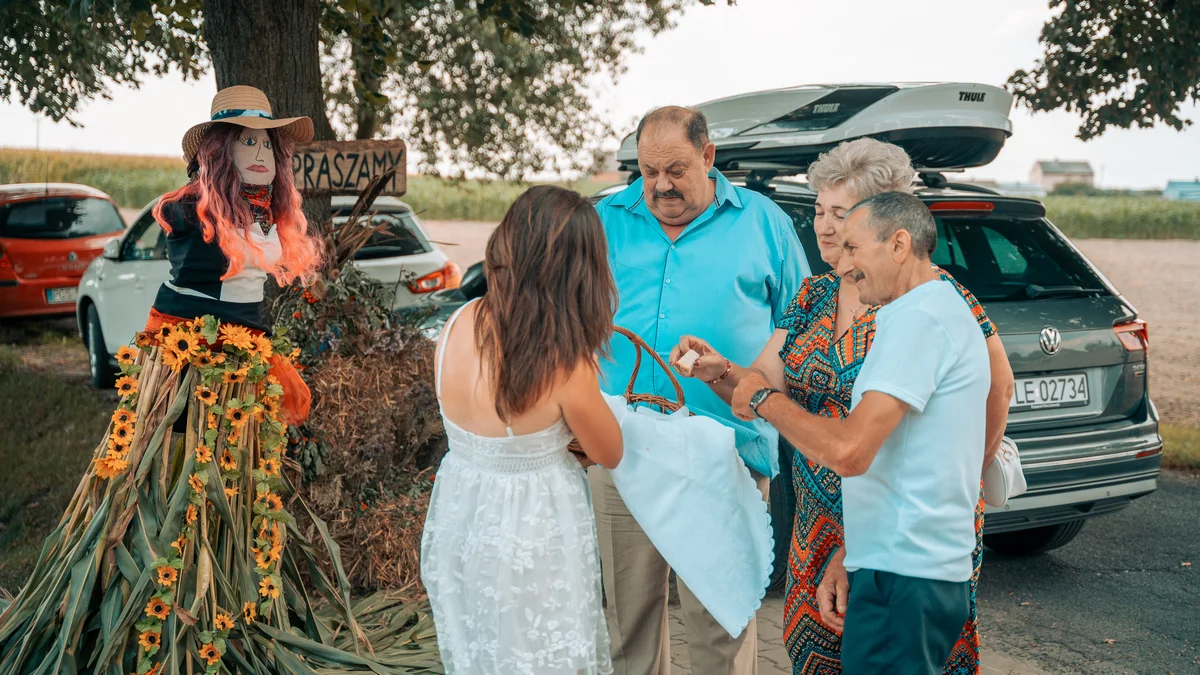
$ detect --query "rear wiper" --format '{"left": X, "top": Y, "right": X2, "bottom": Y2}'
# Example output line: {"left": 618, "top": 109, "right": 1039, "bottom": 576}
{"left": 1022, "top": 284, "right": 1105, "bottom": 299}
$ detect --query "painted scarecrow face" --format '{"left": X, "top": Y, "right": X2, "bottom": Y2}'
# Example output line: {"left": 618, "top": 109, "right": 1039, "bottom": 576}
{"left": 233, "top": 128, "right": 276, "bottom": 185}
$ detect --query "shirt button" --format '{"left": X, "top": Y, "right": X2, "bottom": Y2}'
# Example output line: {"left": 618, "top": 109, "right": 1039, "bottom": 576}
{"left": 670, "top": 245, "right": 676, "bottom": 250}
{"left": 659, "top": 314, "right": 666, "bottom": 319}
{"left": 665, "top": 278, "right": 671, "bottom": 284}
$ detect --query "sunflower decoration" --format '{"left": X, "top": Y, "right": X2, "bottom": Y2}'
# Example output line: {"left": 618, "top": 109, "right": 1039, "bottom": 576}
{"left": 193, "top": 444, "right": 213, "bottom": 464}
{"left": 195, "top": 385, "right": 219, "bottom": 406}
{"left": 252, "top": 334, "right": 274, "bottom": 359}
{"left": 188, "top": 473, "right": 205, "bottom": 495}
{"left": 258, "top": 576, "right": 280, "bottom": 600}
{"left": 214, "top": 612, "right": 235, "bottom": 632}
{"left": 185, "top": 504, "right": 198, "bottom": 525}
{"left": 155, "top": 324, "right": 174, "bottom": 341}
{"left": 198, "top": 642, "right": 221, "bottom": 666}
{"left": 252, "top": 546, "right": 272, "bottom": 570}
{"left": 116, "top": 345, "right": 138, "bottom": 367}
{"left": 155, "top": 565, "right": 178, "bottom": 588}
{"left": 111, "top": 422, "right": 135, "bottom": 444}
{"left": 260, "top": 397, "right": 279, "bottom": 419}
{"left": 218, "top": 323, "right": 256, "bottom": 352}
{"left": 114, "top": 375, "right": 139, "bottom": 398}
{"left": 223, "top": 367, "right": 249, "bottom": 385}
{"left": 226, "top": 406, "right": 249, "bottom": 429}
{"left": 187, "top": 317, "right": 206, "bottom": 336}
{"left": 93, "top": 454, "right": 130, "bottom": 480}
{"left": 106, "top": 435, "right": 131, "bottom": 456}
{"left": 194, "top": 352, "right": 216, "bottom": 368}
{"left": 111, "top": 408, "right": 136, "bottom": 426}
{"left": 265, "top": 493, "right": 284, "bottom": 512}
{"left": 135, "top": 331, "right": 157, "bottom": 348}
{"left": 170, "top": 534, "right": 188, "bottom": 554}
{"left": 165, "top": 326, "right": 200, "bottom": 359}
{"left": 219, "top": 449, "right": 237, "bottom": 472}
{"left": 242, "top": 602, "right": 257, "bottom": 622}
{"left": 259, "top": 457, "right": 281, "bottom": 477}
{"left": 160, "top": 348, "right": 187, "bottom": 373}
{"left": 137, "top": 629, "right": 161, "bottom": 652}
{"left": 224, "top": 486, "right": 239, "bottom": 499}
{"left": 207, "top": 412, "right": 220, "bottom": 430}
{"left": 145, "top": 597, "right": 170, "bottom": 621}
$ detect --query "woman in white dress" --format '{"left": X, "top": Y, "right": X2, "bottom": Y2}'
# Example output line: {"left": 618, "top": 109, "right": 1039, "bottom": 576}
{"left": 421, "top": 185, "right": 624, "bottom": 674}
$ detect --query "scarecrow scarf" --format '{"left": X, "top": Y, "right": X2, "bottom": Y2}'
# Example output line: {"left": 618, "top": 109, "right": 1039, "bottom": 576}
{"left": 240, "top": 183, "right": 274, "bottom": 233}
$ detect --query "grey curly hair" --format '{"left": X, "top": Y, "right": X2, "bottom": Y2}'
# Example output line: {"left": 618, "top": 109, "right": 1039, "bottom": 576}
{"left": 806, "top": 138, "right": 916, "bottom": 200}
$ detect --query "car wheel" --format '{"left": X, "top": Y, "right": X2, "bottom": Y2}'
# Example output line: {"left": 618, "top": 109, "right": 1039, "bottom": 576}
{"left": 983, "top": 519, "right": 1087, "bottom": 556}
{"left": 86, "top": 304, "right": 117, "bottom": 389}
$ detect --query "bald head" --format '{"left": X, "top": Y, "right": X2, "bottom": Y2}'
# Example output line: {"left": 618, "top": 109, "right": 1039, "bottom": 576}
{"left": 636, "top": 106, "right": 709, "bottom": 152}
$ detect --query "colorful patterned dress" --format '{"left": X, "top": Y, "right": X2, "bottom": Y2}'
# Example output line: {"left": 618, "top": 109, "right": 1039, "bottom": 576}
{"left": 777, "top": 270, "right": 995, "bottom": 675}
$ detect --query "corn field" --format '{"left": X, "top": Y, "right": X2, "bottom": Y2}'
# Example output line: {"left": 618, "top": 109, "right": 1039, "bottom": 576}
{"left": 1043, "top": 196, "right": 1200, "bottom": 239}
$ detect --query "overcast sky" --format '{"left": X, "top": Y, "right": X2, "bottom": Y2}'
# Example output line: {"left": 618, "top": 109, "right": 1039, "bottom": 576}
{"left": 2, "top": 0, "right": 1197, "bottom": 189}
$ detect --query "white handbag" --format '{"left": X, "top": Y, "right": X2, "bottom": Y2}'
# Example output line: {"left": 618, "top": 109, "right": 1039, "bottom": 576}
{"left": 983, "top": 436, "right": 1027, "bottom": 508}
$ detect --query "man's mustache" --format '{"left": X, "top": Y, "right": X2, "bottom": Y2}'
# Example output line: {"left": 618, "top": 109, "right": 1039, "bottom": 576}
{"left": 849, "top": 270, "right": 865, "bottom": 282}
{"left": 653, "top": 189, "right": 684, "bottom": 201}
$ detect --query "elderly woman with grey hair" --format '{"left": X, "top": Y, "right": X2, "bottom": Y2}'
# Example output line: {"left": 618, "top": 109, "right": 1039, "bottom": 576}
{"left": 671, "top": 138, "right": 1015, "bottom": 675}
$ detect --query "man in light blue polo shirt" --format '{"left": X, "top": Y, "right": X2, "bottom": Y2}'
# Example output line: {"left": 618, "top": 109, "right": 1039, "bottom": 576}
{"left": 589, "top": 106, "right": 807, "bottom": 675}
{"left": 731, "top": 191, "right": 989, "bottom": 673}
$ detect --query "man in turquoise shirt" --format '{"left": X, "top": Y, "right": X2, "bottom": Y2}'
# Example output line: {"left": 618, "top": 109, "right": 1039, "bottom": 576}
{"left": 588, "top": 106, "right": 807, "bottom": 675}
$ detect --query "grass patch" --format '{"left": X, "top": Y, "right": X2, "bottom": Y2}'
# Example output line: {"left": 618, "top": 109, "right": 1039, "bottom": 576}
{"left": 0, "top": 346, "right": 111, "bottom": 594}
{"left": 1161, "top": 423, "right": 1200, "bottom": 471}
{"left": 1043, "top": 196, "right": 1200, "bottom": 239}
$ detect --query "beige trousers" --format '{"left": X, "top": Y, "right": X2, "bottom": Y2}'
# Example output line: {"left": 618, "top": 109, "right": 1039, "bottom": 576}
{"left": 589, "top": 465, "right": 769, "bottom": 675}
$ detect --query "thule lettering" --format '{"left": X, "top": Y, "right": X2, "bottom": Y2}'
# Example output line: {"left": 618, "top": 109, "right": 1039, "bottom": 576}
{"left": 812, "top": 103, "right": 841, "bottom": 114}
{"left": 959, "top": 91, "right": 986, "bottom": 102}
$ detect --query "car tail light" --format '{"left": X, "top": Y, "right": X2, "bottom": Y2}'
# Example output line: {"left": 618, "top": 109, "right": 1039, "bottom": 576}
{"left": 1113, "top": 318, "right": 1148, "bottom": 352}
{"left": 927, "top": 201, "right": 995, "bottom": 212}
{"left": 407, "top": 261, "right": 462, "bottom": 294}
{"left": 0, "top": 248, "right": 16, "bottom": 282}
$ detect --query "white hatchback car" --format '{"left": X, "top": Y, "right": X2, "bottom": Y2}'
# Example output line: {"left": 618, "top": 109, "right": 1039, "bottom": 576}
{"left": 77, "top": 196, "right": 458, "bottom": 386}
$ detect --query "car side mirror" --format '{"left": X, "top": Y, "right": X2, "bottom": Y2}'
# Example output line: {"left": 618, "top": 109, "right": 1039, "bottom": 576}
{"left": 102, "top": 238, "right": 121, "bottom": 260}
{"left": 460, "top": 261, "right": 487, "bottom": 300}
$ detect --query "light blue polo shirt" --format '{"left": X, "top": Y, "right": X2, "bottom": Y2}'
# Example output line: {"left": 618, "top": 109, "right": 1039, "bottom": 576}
{"left": 596, "top": 169, "right": 809, "bottom": 478}
{"left": 844, "top": 279, "right": 990, "bottom": 582}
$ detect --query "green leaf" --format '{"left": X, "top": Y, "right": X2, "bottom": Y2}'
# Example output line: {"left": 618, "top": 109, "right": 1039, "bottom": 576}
{"left": 198, "top": 630, "right": 214, "bottom": 643}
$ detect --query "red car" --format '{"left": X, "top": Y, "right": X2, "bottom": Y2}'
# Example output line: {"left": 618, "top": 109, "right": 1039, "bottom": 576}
{"left": 0, "top": 184, "right": 126, "bottom": 319}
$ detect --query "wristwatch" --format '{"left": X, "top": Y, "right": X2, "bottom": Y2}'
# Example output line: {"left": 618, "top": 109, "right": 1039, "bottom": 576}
{"left": 748, "top": 387, "right": 781, "bottom": 418}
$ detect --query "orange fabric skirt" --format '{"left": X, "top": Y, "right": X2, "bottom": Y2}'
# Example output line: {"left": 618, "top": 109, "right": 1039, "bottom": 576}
{"left": 145, "top": 308, "right": 311, "bottom": 425}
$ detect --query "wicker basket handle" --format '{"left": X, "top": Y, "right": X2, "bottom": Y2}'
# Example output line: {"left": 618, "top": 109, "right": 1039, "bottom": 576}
{"left": 613, "top": 326, "right": 686, "bottom": 410}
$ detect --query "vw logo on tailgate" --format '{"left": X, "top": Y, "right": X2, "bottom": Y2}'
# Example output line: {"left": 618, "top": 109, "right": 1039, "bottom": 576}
{"left": 1040, "top": 326, "right": 1062, "bottom": 355}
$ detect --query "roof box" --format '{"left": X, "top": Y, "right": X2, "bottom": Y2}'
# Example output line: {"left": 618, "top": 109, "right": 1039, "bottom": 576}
{"left": 616, "top": 82, "right": 1013, "bottom": 179}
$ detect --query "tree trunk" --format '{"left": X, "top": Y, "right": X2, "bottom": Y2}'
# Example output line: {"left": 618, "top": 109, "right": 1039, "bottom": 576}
{"left": 202, "top": 0, "right": 332, "bottom": 230}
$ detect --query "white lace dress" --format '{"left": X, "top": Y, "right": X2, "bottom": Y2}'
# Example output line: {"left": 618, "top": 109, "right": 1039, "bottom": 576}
{"left": 420, "top": 303, "right": 612, "bottom": 675}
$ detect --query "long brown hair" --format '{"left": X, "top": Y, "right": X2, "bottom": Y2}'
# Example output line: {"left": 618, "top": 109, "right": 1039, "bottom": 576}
{"left": 475, "top": 185, "right": 617, "bottom": 420}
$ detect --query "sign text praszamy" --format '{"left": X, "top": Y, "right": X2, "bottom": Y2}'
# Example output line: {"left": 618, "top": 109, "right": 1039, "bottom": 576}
{"left": 292, "top": 140, "right": 407, "bottom": 196}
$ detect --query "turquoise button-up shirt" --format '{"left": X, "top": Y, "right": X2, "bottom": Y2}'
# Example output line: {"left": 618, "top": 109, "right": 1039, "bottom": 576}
{"left": 596, "top": 169, "right": 810, "bottom": 478}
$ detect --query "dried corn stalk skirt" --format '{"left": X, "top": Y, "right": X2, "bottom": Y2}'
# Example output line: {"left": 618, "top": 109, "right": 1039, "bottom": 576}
{"left": 0, "top": 316, "right": 438, "bottom": 674}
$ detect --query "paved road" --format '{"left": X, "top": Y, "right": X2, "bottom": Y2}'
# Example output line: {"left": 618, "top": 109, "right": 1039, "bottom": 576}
{"left": 666, "top": 471, "right": 1199, "bottom": 674}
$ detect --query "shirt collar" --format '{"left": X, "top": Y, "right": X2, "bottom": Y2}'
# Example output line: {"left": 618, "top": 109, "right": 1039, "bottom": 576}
{"left": 610, "top": 167, "right": 744, "bottom": 211}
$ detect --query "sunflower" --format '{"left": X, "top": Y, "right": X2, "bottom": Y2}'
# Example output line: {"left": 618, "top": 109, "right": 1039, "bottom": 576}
{"left": 207, "top": 412, "right": 220, "bottom": 430}
{"left": 170, "top": 534, "right": 188, "bottom": 554}
{"left": 223, "top": 367, "right": 248, "bottom": 385}
{"left": 252, "top": 546, "right": 272, "bottom": 569}
{"left": 107, "top": 435, "right": 131, "bottom": 456}
{"left": 188, "top": 473, "right": 204, "bottom": 495}
{"left": 165, "top": 327, "right": 199, "bottom": 358}
{"left": 219, "top": 324, "right": 256, "bottom": 351}
{"left": 288, "top": 346, "right": 301, "bottom": 363}
{"left": 187, "top": 318, "right": 206, "bottom": 336}
{"left": 155, "top": 566, "right": 178, "bottom": 587}
{"left": 251, "top": 405, "right": 266, "bottom": 423}
{"left": 198, "top": 642, "right": 221, "bottom": 666}
{"left": 242, "top": 602, "right": 257, "bottom": 622}
{"left": 145, "top": 596, "right": 170, "bottom": 620}
{"left": 111, "top": 408, "right": 136, "bottom": 426}
{"left": 261, "top": 397, "right": 279, "bottom": 418}
{"left": 137, "top": 629, "right": 161, "bottom": 651}
{"left": 156, "top": 324, "right": 174, "bottom": 341}
{"left": 266, "top": 493, "right": 284, "bottom": 511}
{"left": 93, "top": 455, "right": 130, "bottom": 480}
{"left": 194, "top": 352, "right": 215, "bottom": 368}
{"left": 185, "top": 503, "right": 198, "bottom": 525}
{"left": 224, "top": 486, "right": 239, "bottom": 499}
{"left": 226, "top": 407, "right": 249, "bottom": 428}
{"left": 160, "top": 348, "right": 187, "bottom": 373}
{"left": 146, "top": 663, "right": 163, "bottom": 675}
{"left": 219, "top": 449, "right": 237, "bottom": 471}
{"left": 214, "top": 612, "right": 235, "bottom": 631}
{"left": 213, "top": 352, "right": 226, "bottom": 364}
{"left": 111, "top": 422, "right": 134, "bottom": 444}
{"left": 252, "top": 335, "right": 274, "bottom": 359}
{"left": 260, "top": 457, "right": 281, "bottom": 477}
{"left": 135, "top": 331, "right": 157, "bottom": 348}
{"left": 116, "top": 345, "right": 138, "bottom": 366}
{"left": 114, "top": 376, "right": 138, "bottom": 397}
{"left": 258, "top": 577, "right": 280, "bottom": 599}
{"left": 194, "top": 444, "right": 213, "bottom": 464}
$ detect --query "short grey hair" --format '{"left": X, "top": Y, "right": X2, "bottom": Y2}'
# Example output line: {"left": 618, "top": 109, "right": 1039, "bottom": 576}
{"left": 807, "top": 138, "right": 916, "bottom": 200}
{"left": 845, "top": 191, "right": 937, "bottom": 259}
{"left": 635, "top": 106, "right": 710, "bottom": 152}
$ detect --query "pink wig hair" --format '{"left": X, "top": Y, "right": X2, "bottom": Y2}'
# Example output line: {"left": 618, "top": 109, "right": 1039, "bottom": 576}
{"left": 154, "top": 124, "right": 323, "bottom": 285}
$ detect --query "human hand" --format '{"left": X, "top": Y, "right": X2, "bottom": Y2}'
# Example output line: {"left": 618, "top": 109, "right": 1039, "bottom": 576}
{"left": 669, "top": 335, "right": 726, "bottom": 381}
{"left": 732, "top": 370, "right": 772, "bottom": 421}
{"left": 816, "top": 547, "right": 849, "bottom": 634}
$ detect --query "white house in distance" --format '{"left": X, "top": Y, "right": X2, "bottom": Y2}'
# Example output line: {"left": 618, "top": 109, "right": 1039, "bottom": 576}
{"left": 1030, "top": 160, "right": 1095, "bottom": 192}
{"left": 1163, "top": 180, "right": 1200, "bottom": 201}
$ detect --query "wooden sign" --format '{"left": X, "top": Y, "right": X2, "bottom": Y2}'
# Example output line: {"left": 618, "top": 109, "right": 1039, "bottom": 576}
{"left": 292, "top": 139, "right": 407, "bottom": 196}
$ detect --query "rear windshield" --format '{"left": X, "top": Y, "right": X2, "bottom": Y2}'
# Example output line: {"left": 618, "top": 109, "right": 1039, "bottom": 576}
{"left": 931, "top": 217, "right": 1109, "bottom": 302}
{"left": 0, "top": 196, "right": 125, "bottom": 239}
{"left": 332, "top": 212, "right": 432, "bottom": 260}
{"left": 774, "top": 199, "right": 1108, "bottom": 303}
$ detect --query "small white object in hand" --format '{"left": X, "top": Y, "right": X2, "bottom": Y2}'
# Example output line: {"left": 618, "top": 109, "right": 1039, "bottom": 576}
{"left": 676, "top": 349, "right": 700, "bottom": 376}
